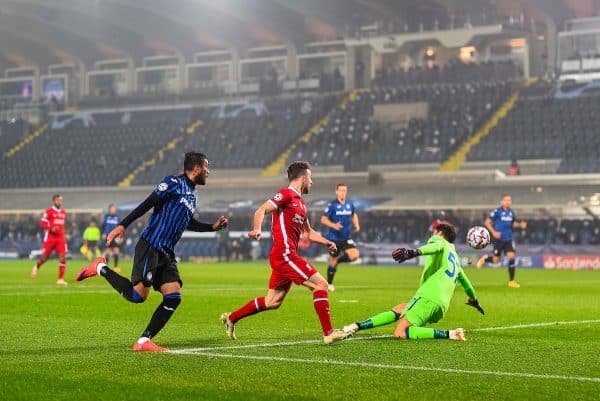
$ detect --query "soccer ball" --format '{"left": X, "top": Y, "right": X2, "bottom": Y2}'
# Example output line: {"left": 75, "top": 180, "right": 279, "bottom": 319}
{"left": 467, "top": 226, "right": 491, "bottom": 249}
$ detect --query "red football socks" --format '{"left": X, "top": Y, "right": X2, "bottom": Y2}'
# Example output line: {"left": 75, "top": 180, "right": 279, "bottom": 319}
{"left": 312, "top": 290, "right": 333, "bottom": 336}
{"left": 58, "top": 263, "right": 66, "bottom": 279}
{"left": 230, "top": 297, "right": 267, "bottom": 324}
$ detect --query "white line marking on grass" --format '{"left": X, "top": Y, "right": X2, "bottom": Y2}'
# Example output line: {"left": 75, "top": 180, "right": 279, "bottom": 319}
{"left": 173, "top": 351, "right": 600, "bottom": 383}
{"left": 0, "top": 290, "right": 115, "bottom": 296}
{"left": 169, "top": 335, "right": 390, "bottom": 353}
{"left": 338, "top": 300, "right": 359, "bottom": 303}
{"left": 470, "top": 319, "right": 600, "bottom": 332}
{"left": 172, "top": 320, "right": 600, "bottom": 353}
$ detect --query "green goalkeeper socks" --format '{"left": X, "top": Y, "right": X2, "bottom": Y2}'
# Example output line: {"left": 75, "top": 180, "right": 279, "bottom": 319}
{"left": 406, "top": 326, "right": 449, "bottom": 339}
{"left": 357, "top": 310, "right": 400, "bottom": 330}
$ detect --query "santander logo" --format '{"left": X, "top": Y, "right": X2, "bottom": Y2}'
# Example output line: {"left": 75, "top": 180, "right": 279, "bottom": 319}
{"left": 543, "top": 255, "right": 600, "bottom": 270}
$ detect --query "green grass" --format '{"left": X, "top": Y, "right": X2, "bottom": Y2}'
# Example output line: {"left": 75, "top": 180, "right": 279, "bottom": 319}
{"left": 1, "top": 259, "right": 599, "bottom": 401}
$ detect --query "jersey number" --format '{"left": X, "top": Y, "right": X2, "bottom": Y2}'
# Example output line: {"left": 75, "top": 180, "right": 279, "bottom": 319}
{"left": 445, "top": 253, "right": 459, "bottom": 279}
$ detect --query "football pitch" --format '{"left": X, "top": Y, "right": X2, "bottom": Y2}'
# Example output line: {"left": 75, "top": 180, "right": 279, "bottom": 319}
{"left": 1, "top": 259, "right": 598, "bottom": 401}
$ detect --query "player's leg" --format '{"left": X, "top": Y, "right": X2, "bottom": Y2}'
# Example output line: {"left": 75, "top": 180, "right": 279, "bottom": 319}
{"left": 222, "top": 270, "right": 291, "bottom": 339}
{"left": 56, "top": 254, "right": 68, "bottom": 286}
{"left": 344, "top": 247, "right": 360, "bottom": 263}
{"left": 344, "top": 302, "right": 407, "bottom": 335}
{"left": 301, "top": 269, "right": 350, "bottom": 343}
{"left": 75, "top": 239, "right": 151, "bottom": 303}
{"left": 133, "top": 259, "right": 182, "bottom": 352}
{"left": 477, "top": 240, "right": 500, "bottom": 268}
{"left": 394, "top": 319, "right": 464, "bottom": 340}
{"left": 328, "top": 242, "right": 359, "bottom": 290}
{"left": 54, "top": 241, "right": 68, "bottom": 285}
{"left": 506, "top": 247, "right": 520, "bottom": 288}
{"left": 32, "top": 241, "right": 54, "bottom": 277}
{"left": 326, "top": 241, "right": 342, "bottom": 289}
{"left": 228, "top": 286, "right": 289, "bottom": 322}
{"left": 394, "top": 299, "right": 464, "bottom": 341}
{"left": 31, "top": 253, "right": 48, "bottom": 277}
{"left": 93, "top": 244, "right": 101, "bottom": 258}
{"left": 103, "top": 243, "right": 111, "bottom": 261}
{"left": 112, "top": 245, "right": 121, "bottom": 272}
{"left": 326, "top": 254, "right": 339, "bottom": 289}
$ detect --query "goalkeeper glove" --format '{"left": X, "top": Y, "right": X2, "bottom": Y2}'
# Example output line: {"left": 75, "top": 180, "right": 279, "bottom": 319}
{"left": 392, "top": 248, "right": 421, "bottom": 263}
{"left": 466, "top": 299, "right": 485, "bottom": 315}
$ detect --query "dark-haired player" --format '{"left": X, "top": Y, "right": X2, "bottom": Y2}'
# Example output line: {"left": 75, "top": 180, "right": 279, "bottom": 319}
{"left": 221, "top": 161, "right": 350, "bottom": 344}
{"left": 476, "top": 194, "right": 527, "bottom": 288}
{"left": 31, "top": 194, "right": 68, "bottom": 286}
{"left": 75, "top": 152, "right": 228, "bottom": 352}
{"left": 343, "top": 223, "right": 484, "bottom": 341}
{"left": 321, "top": 183, "right": 360, "bottom": 291}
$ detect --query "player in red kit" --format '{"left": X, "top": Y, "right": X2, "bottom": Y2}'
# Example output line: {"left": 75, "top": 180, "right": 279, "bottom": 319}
{"left": 221, "top": 161, "right": 351, "bottom": 344}
{"left": 31, "top": 194, "right": 68, "bottom": 285}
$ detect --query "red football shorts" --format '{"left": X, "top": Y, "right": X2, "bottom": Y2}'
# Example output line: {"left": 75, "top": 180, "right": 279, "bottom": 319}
{"left": 43, "top": 237, "right": 67, "bottom": 256}
{"left": 268, "top": 252, "right": 318, "bottom": 290}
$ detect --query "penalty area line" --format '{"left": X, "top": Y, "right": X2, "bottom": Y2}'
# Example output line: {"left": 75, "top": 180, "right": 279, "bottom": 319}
{"left": 172, "top": 351, "right": 600, "bottom": 383}
{"left": 470, "top": 319, "right": 600, "bottom": 332}
{"left": 171, "top": 319, "right": 600, "bottom": 354}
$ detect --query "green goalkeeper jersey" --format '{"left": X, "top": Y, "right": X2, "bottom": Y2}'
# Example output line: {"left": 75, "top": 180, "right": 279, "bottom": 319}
{"left": 414, "top": 235, "right": 477, "bottom": 313}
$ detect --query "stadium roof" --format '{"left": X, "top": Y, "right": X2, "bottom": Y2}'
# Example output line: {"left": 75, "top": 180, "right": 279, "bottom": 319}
{"left": 0, "top": 0, "right": 594, "bottom": 70}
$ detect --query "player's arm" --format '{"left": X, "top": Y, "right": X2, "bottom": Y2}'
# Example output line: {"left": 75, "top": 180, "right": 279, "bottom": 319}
{"left": 248, "top": 201, "right": 277, "bottom": 240}
{"left": 40, "top": 211, "right": 50, "bottom": 230}
{"left": 512, "top": 215, "right": 527, "bottom": 230}
{"left": 106, "top": 192, "right": 163, "bottom": 244}
{"left": 458, "top": 270, "right": 485, "bottom": 315}
{"left": 392, "top": 238, "right": 443, "bottom": 263}
{"left": 320, "top": 215, "right": 342, "bottom": 231}
{"left": 484, "top": 216, "right": 499, "bottom": 239}
{"left": 320, "top": 203, "right": 342, "bottom": 231}
{"left": 351, "top": 212, "right": 360, "bottom": 233}
{"left": 303, "top": 219, "right": 337, "bottom": 252}
{"left": 187, "top": 216, "right": 228, "bottom": 232}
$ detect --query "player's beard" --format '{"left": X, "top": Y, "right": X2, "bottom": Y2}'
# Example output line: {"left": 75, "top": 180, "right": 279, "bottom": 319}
{"left": 195, "top": 174, "right": 206, "bottom": 186}
{"left": 302, "top": 184, "right": 310, "bottom": 194}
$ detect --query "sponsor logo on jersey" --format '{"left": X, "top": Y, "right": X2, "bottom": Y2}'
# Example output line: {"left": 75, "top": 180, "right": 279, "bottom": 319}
{"left": 179, "top": 197, "right": 195, "bottom": 212}
{"left": 335, "top": 210, "right": 353, "bottom": 216}
{"left": 292, "top": 213, "right": 306, "bottom": 225}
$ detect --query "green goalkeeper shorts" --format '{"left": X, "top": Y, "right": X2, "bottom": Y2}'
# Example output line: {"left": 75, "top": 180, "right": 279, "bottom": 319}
{"left": 401, "top": 296, "right": 444, "bottom": 327}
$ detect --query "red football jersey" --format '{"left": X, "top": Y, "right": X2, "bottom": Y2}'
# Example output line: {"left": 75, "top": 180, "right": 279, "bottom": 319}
{"left": 41, "top": 206, "right": 67, "bottom": 241}
{"left": 268, "top": 187, "right": 307, "bottom": 257}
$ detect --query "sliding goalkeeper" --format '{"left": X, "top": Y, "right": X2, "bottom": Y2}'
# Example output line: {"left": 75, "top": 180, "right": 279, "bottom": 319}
{"left": 343, "top": 223, "right": 484, "bottom": 341}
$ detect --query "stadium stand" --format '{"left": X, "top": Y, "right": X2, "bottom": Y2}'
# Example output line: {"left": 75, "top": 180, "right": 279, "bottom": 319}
{"left": 131, "top": 95, "right": 339, "bottom": 184}
{"left": 0, "top": 109, "right": 191, "bottom": 187}
{"left": 0, "top": 119, "right": 33, "bottom": 155}
{"left": 467, "top": 89, "right": 600, "bottom": 173}
{"left": 289, "top": 79, "right": 514, "bottom": 167}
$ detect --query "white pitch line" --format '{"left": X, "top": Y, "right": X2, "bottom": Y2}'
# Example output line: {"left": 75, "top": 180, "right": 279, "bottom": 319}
{"left": 470, "top": 319, "right": 600, "bottom": 332}
{"left": 173, "top": 351, "right": 600, "bottom": 383}
{"left": 171, "top": 319, "right": 600, "bottom": 354}
{"left": 170, "top": 335, "right": 389, "bottom": 354}
{"left": 0, "top": 290, "right": 115, "bottom": 296}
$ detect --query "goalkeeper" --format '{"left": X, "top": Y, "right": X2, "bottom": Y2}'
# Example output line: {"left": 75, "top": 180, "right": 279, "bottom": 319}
{"left": 343, "top": 223, "right": 483, "bottom": 341}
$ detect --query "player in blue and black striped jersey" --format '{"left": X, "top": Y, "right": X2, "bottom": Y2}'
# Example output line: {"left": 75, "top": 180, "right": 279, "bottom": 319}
{"left": 102, "top": 204, "right": 121, "bottom": 272}
{"left": 75, "top": 152, "right": 229, "bottom": 352}
{"left": 476, "top": 194, "right": 527, "bottom": 288}
{"left": 320, "top": 183, "right": 360, "bottom": 291}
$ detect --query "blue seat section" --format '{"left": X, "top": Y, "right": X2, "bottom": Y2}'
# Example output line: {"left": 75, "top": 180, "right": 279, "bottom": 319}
{"left": 0, "top": 109, "right": 191, "bottom": 187}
